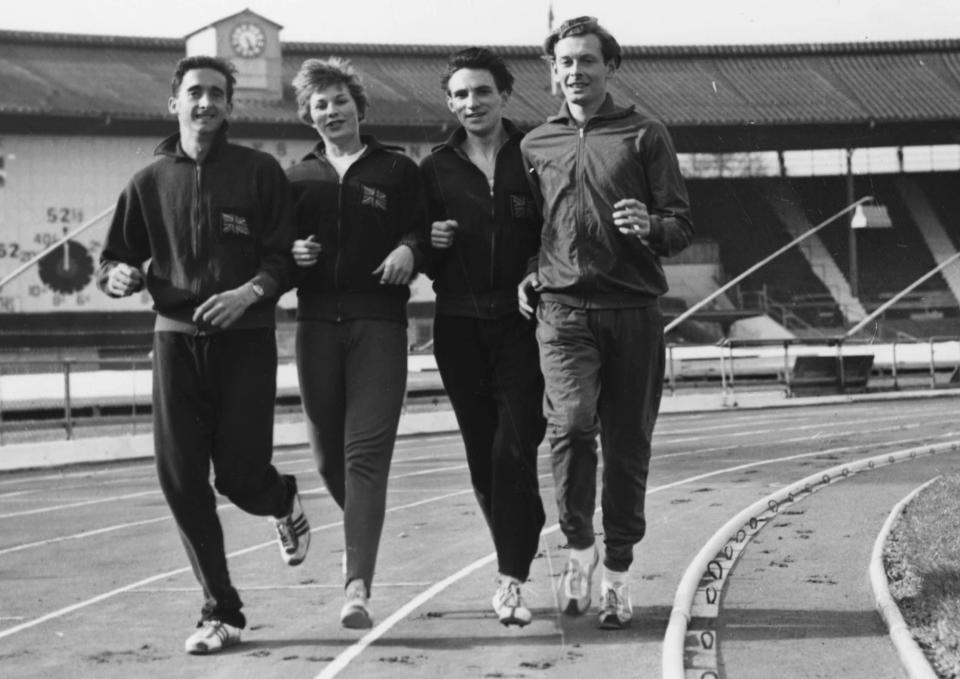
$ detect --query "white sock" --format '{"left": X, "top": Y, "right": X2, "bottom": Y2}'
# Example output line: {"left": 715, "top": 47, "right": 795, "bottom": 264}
{"left": 602, "top": 566, "right": 628, "bottom": 587}
{"left": 571, "top": 545, "right": 596, "bottom": 566}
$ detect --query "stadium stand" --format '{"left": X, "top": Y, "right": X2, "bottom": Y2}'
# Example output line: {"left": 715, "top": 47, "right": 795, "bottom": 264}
{"left": 3, "top": 13, "right": 960, "bottom": 346}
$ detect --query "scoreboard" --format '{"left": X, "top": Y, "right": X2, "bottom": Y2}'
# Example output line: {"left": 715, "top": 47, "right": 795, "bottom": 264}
{"left": 0, "top": 134, "right": 434, "bottom": 314}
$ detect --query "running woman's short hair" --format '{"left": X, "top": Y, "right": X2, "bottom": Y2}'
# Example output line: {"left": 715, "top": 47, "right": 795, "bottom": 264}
{"left": 293, "top": 57, "right": 369, "bottom": 125}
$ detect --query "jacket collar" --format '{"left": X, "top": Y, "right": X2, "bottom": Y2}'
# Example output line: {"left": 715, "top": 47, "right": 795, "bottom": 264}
{"left": 302, "top": 134, "right": 398, "bottom": 162}
{"left": 547, "top": 94, "right": 635, "bottom": 126}
{"left": 432, "top": 117, "right": 524, "bottom": 154}
{"left": 154, "top": 122, "right": 230, "bottom": 161}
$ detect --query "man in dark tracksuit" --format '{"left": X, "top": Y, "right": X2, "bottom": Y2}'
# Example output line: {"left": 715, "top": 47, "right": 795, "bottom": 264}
{"left": 98, "top": 56, "right": 310, "bottom": 655}
{"left": 519, "top": 17, "right": 694, "bottom": 629}
{"left": 420, "top": 48, "right": 546, "bottom": 627}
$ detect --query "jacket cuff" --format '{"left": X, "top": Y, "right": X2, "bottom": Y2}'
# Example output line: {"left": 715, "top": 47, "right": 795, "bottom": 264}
{"left": 398, "top": 234, "right": 423, "bottom": 271}
{"left": 250, "top": 273, "right": 280, "bottom": 299}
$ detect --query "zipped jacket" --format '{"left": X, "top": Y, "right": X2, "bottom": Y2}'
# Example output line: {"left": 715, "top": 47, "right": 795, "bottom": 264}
{"left": 286, "top": 136, "right": 425, "bottom": 323}
{"left": 97, "top": 127, "right": 296, "bottom": 331}
{"left": 419, "top": 120, "right": 541, "bottom": 318}
{"left": 520, "top": 94, "right": 694, "bottom": 308}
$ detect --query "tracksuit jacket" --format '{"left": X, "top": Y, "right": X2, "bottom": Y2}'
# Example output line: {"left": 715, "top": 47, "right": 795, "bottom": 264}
{"left": 286, "top": 136, "right": 424, "bottom": 323}
{"left": 520, "top": 94, "right": 694, "bottom": 307}
{"left": 97, "top": 127, "right": 295, "bottom": 331}
{"left": 419, "top": 119, "right": 541, "bottom": 318}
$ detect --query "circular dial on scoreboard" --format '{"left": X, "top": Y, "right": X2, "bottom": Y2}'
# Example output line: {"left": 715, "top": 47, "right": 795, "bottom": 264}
{"left": 37, "top": 240, "right": 94, "bottom": 294}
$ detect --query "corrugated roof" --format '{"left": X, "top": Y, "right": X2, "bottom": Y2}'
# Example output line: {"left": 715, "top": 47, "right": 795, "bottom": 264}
{"left": 2, "top": 29, "right": 960, "bottom": 134}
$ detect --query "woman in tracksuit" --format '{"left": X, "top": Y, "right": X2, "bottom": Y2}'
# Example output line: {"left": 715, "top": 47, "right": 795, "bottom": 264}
{"left": 286, "top": 57, "right": 424, "bottom": 630}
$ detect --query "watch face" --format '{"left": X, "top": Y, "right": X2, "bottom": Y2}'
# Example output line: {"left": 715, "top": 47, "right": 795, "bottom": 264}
{"left": 231, "top": 22, "right": 265, "bottom": 58}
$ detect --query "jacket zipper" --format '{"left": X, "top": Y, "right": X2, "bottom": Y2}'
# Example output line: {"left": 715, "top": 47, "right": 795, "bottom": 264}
{"left": 334, "top": 175, "right": 344, "bottom": 321}
{"left": 330, "top": 147, "right": 368, "bottom": 322}
{"left": 576, "top": 126, "right": 586, "bottom": 278}
{"left": 194, "top": 162, "right": 203, "bottom": 299}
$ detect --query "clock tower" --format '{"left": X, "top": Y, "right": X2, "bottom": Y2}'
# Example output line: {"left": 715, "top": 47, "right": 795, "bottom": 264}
{"left": 184, "top": 10, "right": 283, "bottom": 100}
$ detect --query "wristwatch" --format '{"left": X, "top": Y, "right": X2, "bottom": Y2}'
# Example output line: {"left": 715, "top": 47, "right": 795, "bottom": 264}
{"left": 250, "top": 281, "right": 265, "bottom": 299}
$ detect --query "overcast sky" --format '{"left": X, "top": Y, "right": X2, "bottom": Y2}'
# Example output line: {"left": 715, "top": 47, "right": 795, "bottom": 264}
{"left": 2, "top": 0, "right": 960, "bottom": 46}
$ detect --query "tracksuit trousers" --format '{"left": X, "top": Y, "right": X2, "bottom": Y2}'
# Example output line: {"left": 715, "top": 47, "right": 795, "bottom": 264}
{"left": 535, "top": 302, "right": 665, "bottom": 573}
{"left": 152, "top": 329, "right": 295, "bottom": 629}
{"left": 295, "top": 319, "right": 407, "bottom": 595}
{"left": 432, "top": 313, "right": 547, "bottom": 581}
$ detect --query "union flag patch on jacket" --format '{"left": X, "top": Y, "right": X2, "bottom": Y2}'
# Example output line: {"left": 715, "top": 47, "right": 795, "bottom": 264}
{"left": 360, "top": 184, "right": 388, "bottom": 212}
{"left": 220, "top": 211, "right": 252, "bottom": 237}
{"left": 509, "top": 194, "right": 537, "bottom": 220}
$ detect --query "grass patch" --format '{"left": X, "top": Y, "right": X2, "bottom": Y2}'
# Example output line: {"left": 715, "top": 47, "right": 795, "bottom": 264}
{"left": 885, "top": 474, "right": 960, "bottom": 677}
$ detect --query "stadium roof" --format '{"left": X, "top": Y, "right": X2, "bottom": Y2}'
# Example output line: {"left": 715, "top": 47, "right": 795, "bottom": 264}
{"left": 3, "top": 29, "right": 960, "bottom": 151}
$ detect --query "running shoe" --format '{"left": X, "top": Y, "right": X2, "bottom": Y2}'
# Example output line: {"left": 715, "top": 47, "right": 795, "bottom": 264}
{"left": 340, "top": 579, "right": 373, "bottom": 629}
{"left": 273, "top": 484, "right": 310, "bottom": 566}
{"left": 597, "top": 580, "right": 633, "bottom": 629}
{"left": 184, "top": 619, "right": 241, "bottom": 655}
{"left": 492, "top": 577, "right": 532, "bottom": 627}
{"left": 557, "top": 546, "right": 599, "bottom": 616}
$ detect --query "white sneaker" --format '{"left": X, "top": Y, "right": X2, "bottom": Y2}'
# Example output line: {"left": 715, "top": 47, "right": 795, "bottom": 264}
{"left": 273, "top": 486, "right": 310, "bottom": 566}
{"left": 340, "top": 579, "right": 373, "bottom": 629}
{"left": 557, "top": 546, "right": 599, "bottom": 616}
{"left": 492, "top": 577, "right": 532, "bottom": 627}
{"left": 597, "top": 580, "right": 633, "bottom": 629}
{"left": 184, "top": 619, "right": 241, "bottom": 654}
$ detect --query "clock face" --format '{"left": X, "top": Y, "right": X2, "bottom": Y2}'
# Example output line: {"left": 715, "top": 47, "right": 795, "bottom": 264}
{"left": 231, "top": 22, "right": 265, "bottom": 58}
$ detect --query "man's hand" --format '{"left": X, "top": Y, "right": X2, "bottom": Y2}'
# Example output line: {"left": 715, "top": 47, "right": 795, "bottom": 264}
{"left": 192, "top": 283, "right": 259, "bottom": 329}
{"left": 105, "top": 263, "right": 143, "bottom": 297}
{"left": 518, "top": 272, "right": 543, "bottom": 320}
{"left": 373, "top": 244, "right": 415, "bottom": 285}
{"left": 292, "top": 235, "right": 322, "bottom": 268}
{"left": 431, "top": 220, "right": 458, "bottom": 249}
{"left": 613, "top": 198, "right": 651, "bottom": 241}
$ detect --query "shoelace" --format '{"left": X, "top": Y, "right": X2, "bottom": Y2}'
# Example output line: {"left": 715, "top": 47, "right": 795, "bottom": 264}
{"left": 275, "top": 520, "right": 295, "bottom": 548}
{"left": 603, "top": 586, "right": 628, "bottom": 613}
{"left": 499, "top": 581, "right": 523, "bottom": 607}
{"left": 565, "top": 563, "right": 584, "bottom": 596}
{"left": 200, "top": 621, "right": 233, "bottom": 643}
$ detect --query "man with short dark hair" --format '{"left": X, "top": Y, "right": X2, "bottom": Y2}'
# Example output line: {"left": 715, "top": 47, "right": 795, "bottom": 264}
{"left": 519, "top": 17, "right": 694, "bottom": 629}
{"left": 420, "top": 47, "right": 546, "bottom": 627}
{"left": 98, "top": 55, "right": 310, "bottom": 654}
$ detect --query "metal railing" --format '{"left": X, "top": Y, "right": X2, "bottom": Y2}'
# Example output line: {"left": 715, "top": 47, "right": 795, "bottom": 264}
{"left": 4, "top": 336, "right": 959, "bottom": 443}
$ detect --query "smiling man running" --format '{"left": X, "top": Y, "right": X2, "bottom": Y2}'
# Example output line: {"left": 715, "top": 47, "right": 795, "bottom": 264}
{"left": 519, "top": 17, "right": 694, "bottom": 629}
{"left": 98, "top": 55, "right": 309, "bottom": 654}
{"left": 419, "top": 47, "right": 546, "bottom": 627}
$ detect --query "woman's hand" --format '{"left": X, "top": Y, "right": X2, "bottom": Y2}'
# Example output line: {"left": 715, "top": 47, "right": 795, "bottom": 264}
{"left": 373, "top": 244, "right": 415, "bottom": 285}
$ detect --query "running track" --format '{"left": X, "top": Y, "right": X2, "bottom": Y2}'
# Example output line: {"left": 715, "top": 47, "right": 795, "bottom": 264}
{"left": 2, "top": 395, "right": 959, "bottom": 678}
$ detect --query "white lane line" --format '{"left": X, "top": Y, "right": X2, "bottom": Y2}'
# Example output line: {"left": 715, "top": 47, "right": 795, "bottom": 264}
{"left": 0, "top": 461, "right": 475, "bottom": 557}
{"left": 310, "top": 432, "right": 958, "bottom": 678}
{"left": 132, "top": 582, "right": 433, "bottom": 592}
{"left": 0, "top": 488, "right": 476, "bottom": 641}
{"left": 654, "top": 424, "right": 956, "bottom": 462}
{"left": 314, "top": 552, "right": 497, "bottom": 679}
{"left": 0, "top": 490, "right": 158, "bottom": 520}
{"left": 0, "top": 516, "right": 168, "bottom": 557}
{"left": 658, "top": 412, "right": 925, "bottom": 446}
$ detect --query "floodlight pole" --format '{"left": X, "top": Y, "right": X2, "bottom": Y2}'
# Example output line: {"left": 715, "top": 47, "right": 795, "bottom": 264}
{"left": 844, "top": 249, "right": 960, "bottom": 338}
{"left": 664, "top": 196, "right": 873, "bottom": 334}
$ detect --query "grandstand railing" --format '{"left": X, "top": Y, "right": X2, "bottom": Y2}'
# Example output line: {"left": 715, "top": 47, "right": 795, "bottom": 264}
{"left": 662, "top": 336, "right": 960, "bottom": 399}
{"left": 3, "top": 338, "right": 959, "bottom": 444}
